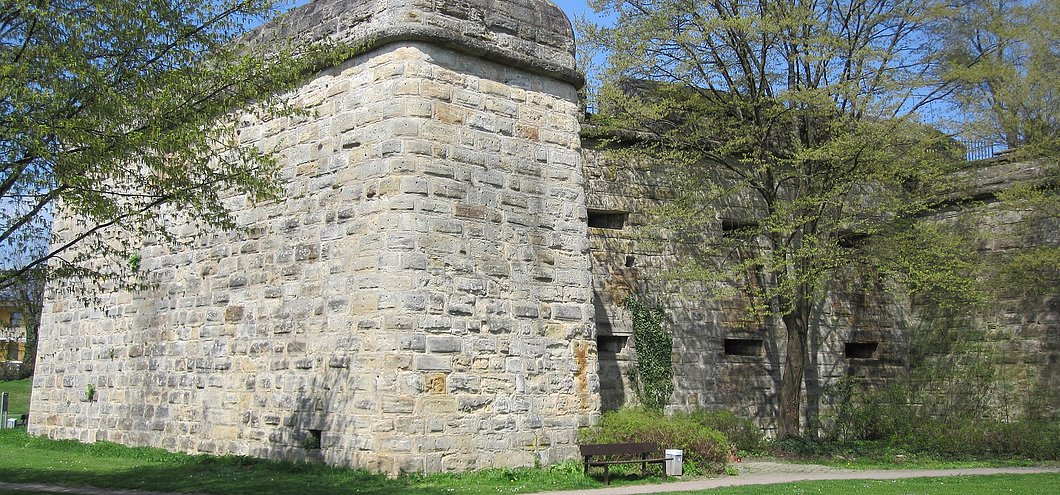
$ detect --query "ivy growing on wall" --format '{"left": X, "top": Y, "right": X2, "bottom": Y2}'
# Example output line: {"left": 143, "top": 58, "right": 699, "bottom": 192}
{"left": 625, "top": 295, "right": 674, "bottom": 410}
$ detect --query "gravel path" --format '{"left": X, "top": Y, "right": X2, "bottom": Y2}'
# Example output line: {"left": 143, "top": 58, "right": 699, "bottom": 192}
{"left": 0, "top": 462, "right": 1056, "bottom": 494}
{"left": 535, "top": 461, "right": 1060, "bottom": 495}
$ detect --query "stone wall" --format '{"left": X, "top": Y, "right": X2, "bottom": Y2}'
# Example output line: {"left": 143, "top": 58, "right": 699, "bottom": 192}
{"left": 912, "top": 158, "right": 1059, "bottom": 419}
{"left": 581, "top": 136, "right": 1057, "bottom": 431}
{"left": 27, "top": 0, "right": 1056, "bottom": 473}
{"left": 30, "top": 0, "right": 597, "bottom": 473}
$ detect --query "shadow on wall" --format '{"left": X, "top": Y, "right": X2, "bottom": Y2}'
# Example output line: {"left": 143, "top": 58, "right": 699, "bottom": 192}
{"left": 594, "top": 290, "right": 627, "bottom": 412}
{"left": 252, "top": 361, "right": 360, "bottom": 467}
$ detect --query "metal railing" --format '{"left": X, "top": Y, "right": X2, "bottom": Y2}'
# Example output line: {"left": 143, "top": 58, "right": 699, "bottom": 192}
{"left": 961, "top": 140, "right": 1007, "bottom": 162}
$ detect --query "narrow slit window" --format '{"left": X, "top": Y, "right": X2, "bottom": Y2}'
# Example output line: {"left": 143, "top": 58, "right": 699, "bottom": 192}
{"left": 845, "top": 342, "right": 879, "bottom": 359}
{"left": 724, "top": 338, "right": 763, "bottom": 357}
{"left": 587, "top": 210, "right": 628, "bottom": 230}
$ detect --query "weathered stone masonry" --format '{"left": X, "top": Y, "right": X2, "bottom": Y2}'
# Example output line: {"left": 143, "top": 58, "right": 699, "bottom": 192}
{"left": 30, "top": 0, "right": 598, "bottom": 473}
{"left": 582, "top": 139, "right": 1058, "bottom": 429}
{"left": 28, "top": 0, "right": 1058, "bottom": 473}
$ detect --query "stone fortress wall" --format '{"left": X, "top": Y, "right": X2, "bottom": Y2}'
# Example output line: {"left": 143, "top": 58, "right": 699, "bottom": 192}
{"left": 30, "top": 0, "right": 598, "bottom": 473}
{"left": 28, "top": 0, "right": 1057, "bottom": 474}
{"left": 583, "top": 139, "right": 1058, "bottom": 429}
{"left": 581, "top": 136, "right": 910, "bottom": 430}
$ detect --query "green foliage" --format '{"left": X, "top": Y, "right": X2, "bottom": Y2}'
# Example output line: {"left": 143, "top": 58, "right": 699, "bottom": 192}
{"left": 819, "top": 378, "right": 1060, "bottom": 460}
{"left": 579, "top": 407, "right": 729, "bottom": 474}
{"left": 128, "top": 254, "right": 142, "bottom": 274}
{"left": 0, "top": 0, "right": 346, "bottom": 292}
{"left": 0, "top": 428, "right": 606, "bottom": 494}
{"left": 0, "top": 267, "right": 45, "bottom": 378}
{"left": 0, "top": 426, "right": 1055, "bottom": 494}
{"left": 987, "top": 158, "right": 1060, "bottom": 301}
{"left": 686, "top": 410, "right": 763, "bottom": 455}
{"left": 938, "top": 0, "right": 1059, "bottom": 152}
{"left": 624, "top": 296, "right": 673, "bottom": 410}
{"left": 580, "top": 0, "right": 979, "bottom": 437}
{"left": 301, "top": 436, "right": 320, "bottom": 451}
{"left": 84, "top": 384, "right": 95, "bottom": 402}
{"left": 862, "top": 221, "right": 984, "bottom": 310}
{"left": 824, "top": 378, "right": 915, "bottom": 442}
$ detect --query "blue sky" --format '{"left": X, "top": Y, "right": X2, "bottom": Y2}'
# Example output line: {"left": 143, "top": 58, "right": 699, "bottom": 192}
{"left": 551, "top": 0, "right": 600, "bottom": 24}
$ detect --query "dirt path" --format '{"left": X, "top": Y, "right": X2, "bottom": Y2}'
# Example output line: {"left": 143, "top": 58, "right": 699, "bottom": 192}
{"left": 1, "top": 462, "right": 1056, "bottom": 495}
{"left": 535, "top": 461, "right": 1060, "bottom": 495}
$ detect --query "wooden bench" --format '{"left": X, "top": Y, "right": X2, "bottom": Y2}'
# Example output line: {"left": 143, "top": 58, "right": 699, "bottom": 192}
{"left": 579, "top": 442, "right": 669, "bottom": 485}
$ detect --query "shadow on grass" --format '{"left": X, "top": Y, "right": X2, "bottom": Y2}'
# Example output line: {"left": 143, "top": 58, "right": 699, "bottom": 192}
{"left": 0, "top": 429, "right": 608, "bottom": 495}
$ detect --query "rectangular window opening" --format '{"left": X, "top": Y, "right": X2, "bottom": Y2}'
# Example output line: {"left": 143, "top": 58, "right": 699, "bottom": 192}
{"left": 588, "top": 210, "right": 628, "bottom": 230}
{"left": 845, "top": 342, "right": 879, "bottom": 359}
{"left": 838, "top": 231, "right": 869, "bottom": 249}
{"left": 597, "top": 335, "right": 629, "bottom": 354}
{"left": 305, "top": 429, "right": 323, "bottom": 450}
{"left": 721, "top": 219, "right": 758, "bottom": 238}
{"left": 724, "top": 338, "right": 763, "bottom": 357}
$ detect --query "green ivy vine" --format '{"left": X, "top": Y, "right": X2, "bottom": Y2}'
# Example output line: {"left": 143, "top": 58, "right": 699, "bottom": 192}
{"left": 625, "top": 295, "right": 674, "bottom": 410}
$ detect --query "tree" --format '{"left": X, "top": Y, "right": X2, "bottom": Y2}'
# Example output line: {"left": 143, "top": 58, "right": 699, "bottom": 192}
{"left": 938, "top": 0, "right": 1059, "bottom": 153}
{"left": 580, "top": 0, "right": 979, "bottom": 437}
{"left": 1, "top": 265, "right": 44, "bottom": 378}
{"left": 0, "top": 0, "right": 339, "bottom": 292}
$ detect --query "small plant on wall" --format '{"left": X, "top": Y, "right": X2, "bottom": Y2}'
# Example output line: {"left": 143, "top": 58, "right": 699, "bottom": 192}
{"left": 625, "top": 295, "right": 673, "bottom": 410}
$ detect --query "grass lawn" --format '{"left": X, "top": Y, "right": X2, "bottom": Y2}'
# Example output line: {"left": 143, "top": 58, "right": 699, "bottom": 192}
{"left": 0, "top": 428, "right": 606, "bottom": 495}
{"left": 0, "top": 379, "right": 30, "bottom": 417}
{"left": 1, "top": 428, "right": 1057, "bottom": 495}
{"left": 1, "top": 378, "right": 1055, "bottom": 494}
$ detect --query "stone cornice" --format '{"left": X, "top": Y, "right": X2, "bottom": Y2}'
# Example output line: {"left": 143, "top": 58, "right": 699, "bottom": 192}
{"left": 244, "top": 0, "right": 583, "bottom": 87}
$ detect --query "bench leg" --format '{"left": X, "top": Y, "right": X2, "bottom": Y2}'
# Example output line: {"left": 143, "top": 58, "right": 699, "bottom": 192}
{"left": 604, "top": 464, "right": 610, "bottom": 485}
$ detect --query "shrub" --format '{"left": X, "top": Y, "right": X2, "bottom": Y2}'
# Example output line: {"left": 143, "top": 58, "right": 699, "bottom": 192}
{"left": 580, "top": 408, "right": 728, "bottom": 474}
{"left": 685, "top": 409, "right": 764, "bottom": 454}
{"left": 818, "top": 377, "right": 1060, "bottom": 460}
{"left": 897, "top": 419, "right": 1060, "bottom": 459}
{"left": 823, "top": 378, "right": 914, "bottom": 442}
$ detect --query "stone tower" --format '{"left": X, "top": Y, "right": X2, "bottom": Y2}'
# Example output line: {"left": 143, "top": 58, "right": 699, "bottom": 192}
{"left": 29, "top": 0, "right": 598, "bottom": 473}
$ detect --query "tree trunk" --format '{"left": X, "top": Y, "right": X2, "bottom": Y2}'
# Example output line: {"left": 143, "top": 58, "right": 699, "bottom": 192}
{"left": 778, "top": 300, "right": 810, "bottom": 438}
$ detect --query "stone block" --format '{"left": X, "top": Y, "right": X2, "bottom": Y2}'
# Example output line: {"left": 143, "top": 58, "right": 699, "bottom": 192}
{"left": 426, "top": 336, "right": 463, "bottom": 353}
{"left": 413, "top": 354, "right": 452, "bottom": 371}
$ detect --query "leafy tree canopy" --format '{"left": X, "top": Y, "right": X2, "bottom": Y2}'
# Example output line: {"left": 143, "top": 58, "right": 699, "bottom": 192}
{"left": 579, "top": 0, "right": 999, "bottom": 436}
{"left": 0, "top": 0, "right": 341, "bottom": 291}
{"left": 938, "top": 0, "right": 1060, "bottom": 154}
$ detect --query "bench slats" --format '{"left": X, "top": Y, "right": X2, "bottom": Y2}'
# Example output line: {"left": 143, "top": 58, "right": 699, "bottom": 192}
{"left": 586, "top": 457, "right": 666, "bottom": 466}
{"left": 579, "top": 442, "right": 658, "bottom": 456}
{"left": 579, "top": 442, "right": 669, "bottom": 485}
